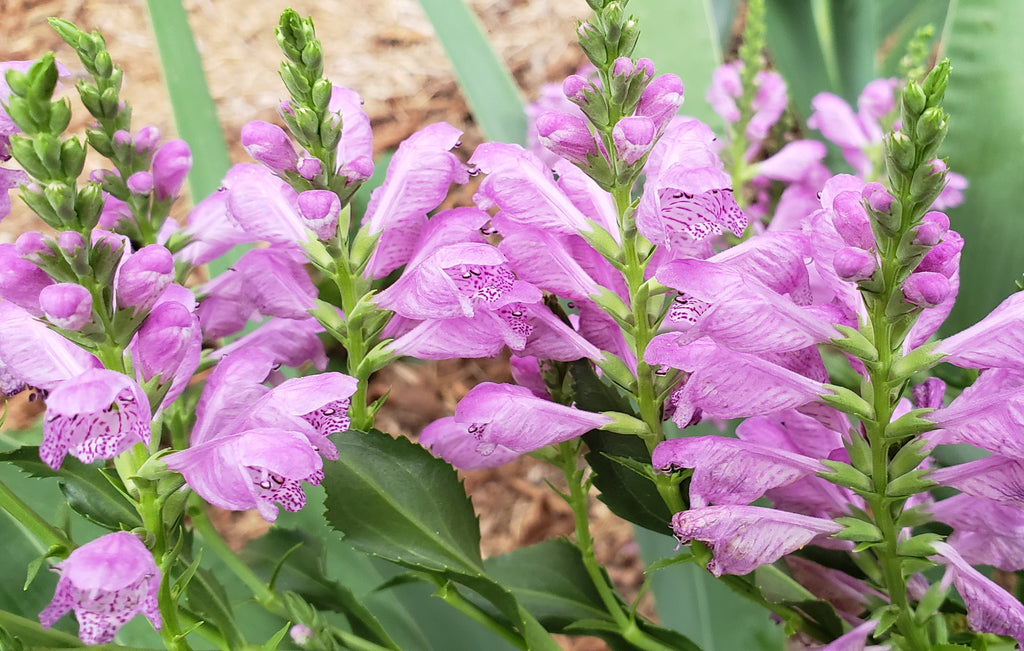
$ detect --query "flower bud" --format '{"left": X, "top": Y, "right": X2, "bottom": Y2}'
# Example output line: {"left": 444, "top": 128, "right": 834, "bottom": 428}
{"left": 297, "top": 189, "right": 341, "bottom": 240}
{"left": 297, "top": 156, "right": 322, "bottom": 180}
{"left": 577, "top": 22, "right": 607, "bottom": 67}
{"left": 126, "top": 171, "right": 154, "bottom": 195}
{"left": 57, "top": 230, "right": 84, "bottom": 255}
{"left": 913, "top": 211, "right": 949, "bottom": 246}
{"left": 39, "top": 282, "right": 92, "bottom": 330}
{"left": 916, "top": 229, "right": 963, "bottom": 278}
{"left": 833, "top": 247, "right": 877, "bottom": 282}
{"left": 612, "top": 57, "right": 634, "bottom": 78}
{"left": 636, "top": 74, "right": 684, "bottom": 133}
{"left": 134, "top": 300, "right": 200, "bottom": 384}
{"left": 134, "top": 125, "right": 161, "bottom": 154}
{"left": 903, "top": 271, "right": 950, "bottom": 308}
{"left": 536, "top": 111, "right": 597, "bottom": 165}
{"left": 831, "top": 191, "right": 875, "bottom": 250}
{"left": 241, "top": 120, "right": 298, "bottom": 172}
{"left": 886, "top": 131, "right": 915, "bottom": 175}
{"left": 915, "top": 106, "right": 947, "bottom": 148}
{"left": 562, "top": 74, "right": 591, "bottom": 105}
{"left": 112, "top": 129, "right": 132, "bottom": 148}
{"left": 116, "top": 244, "right": 174, "bottom": 312}
{"left": 151, "top": 139, "right": 191, "bottom": 201}
{"left": 15, "top": 231, "right": 51, "bottom": 261}
{"left": 612, "top": 115, "right": 656, "bottom": 165}
{"left": 340, "top": 155, "right": 373, "bottom": 184}
{"left": 910, "top": 159, "right": 948, "bottom": 205}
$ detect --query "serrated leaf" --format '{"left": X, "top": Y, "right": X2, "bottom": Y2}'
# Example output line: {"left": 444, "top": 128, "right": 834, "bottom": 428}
{"left": 322, "top": 429, "right": 483, "bottom": 576}
{"left": 241, "top": 528, "right": 398, "bottom": 649}
{"left": 2, "top": 447, "right": 140, "bottom": 531}
{"left": 179, "top": 564, "right": 244, "bottom": 650}
{"left": 483, "top": 539, "right": 613, "bottom": 631}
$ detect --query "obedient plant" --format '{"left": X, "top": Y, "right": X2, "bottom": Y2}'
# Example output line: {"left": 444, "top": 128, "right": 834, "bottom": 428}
{"left": 0, "top": 1, "right": 1021, "bottom": 649}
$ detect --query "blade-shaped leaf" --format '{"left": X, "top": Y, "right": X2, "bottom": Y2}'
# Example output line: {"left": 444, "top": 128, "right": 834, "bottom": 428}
{"left": 417, "top": 0, "right": 526, "bottom": 145}
{"left": 940, "top": 0, "right": 1024, "bottom": 333}
{"left": 2, "top": 447, "right": 140, "bottom": 531}
{"left": 765, "top": 0, "right": 836, "bottom": 117}
{"left": 241, "top": 528, "right": 398, "bottom": 649}
{"left": 0, "top": 608, "right": 84, "bottom": 648}
{"left": 322, "top": 429, "right": 484, "bottom": 577}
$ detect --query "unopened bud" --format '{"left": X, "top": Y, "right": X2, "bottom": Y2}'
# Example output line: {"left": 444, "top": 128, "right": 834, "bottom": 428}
{"left": 134, "top": 126, "right": 161, "bottom": 154}
{"left": 536, "top": 111, "right": 597, "bottom": 165}
{"left": 886, "top": 131, "right": 915, "bottom": 175}
{"left": 902, "top": 80, "right": 926, "bottom": 120}
{"left": 14, "top": 231, "right": 50, "bottom": 261}
{"left": 241, "top": 120, "right": 298, "bottom": 172}
{"left": 913, "top": 211, "right": 949, "bottom": 246}
{"left": 562, "top": 74, "right": 591, "bottom": 105}
{"left": 126, "top": 171, "right": 154, "bottom": 195}
{"left": 612, "top": 115, "right": 656, "bottom": 165}
{"left": 636, "top": 74, "right": 684, "bottom": 133}
{"left": 577, "top": 22, "right": 607, "bottom": 67}
{"left": 915, "top": 106, "right": 947, "bottom": 148}
{"left": 151, "top": 139, "right": 191, "bottom": 201}
{"left": 297, "top": 156, "right": 323, "bottom": 180}
{"left": 39, "top": 282, "right": 92, "bottom": 330}
{"left": 833, "top": 247, "right": 878, "bottom": 282}
{"left": 297, "top": 189, "right": 341, "bottom": 240}
{"left": 340, "top": 155, "right": 373, "bottom": 184}
{"left": 116, "top": 244, "right": 174, "bottom": 312}
{"left": 831, "top": 191, "right": 875, "bottom": 250}
{"left": 916, "top": 229, "right": 963, "bottom": 278}
{"left": 902, "top": 271, "right": 950, "bottom": 308}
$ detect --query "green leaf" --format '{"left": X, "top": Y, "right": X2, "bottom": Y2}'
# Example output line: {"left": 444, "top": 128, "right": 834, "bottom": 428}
{"left": 635, "top": 528, "right": 785, "bottom": 651}
{"left": 145, "top": 0, "right": 231, "bottom": 201}
{"left": 630, "top": 0, "right": 724, "bottom": 130}
{"left": 241, "top": 527, "right": 399, "bottom": 649}
{"left": 179, "top": 564, "right": 245, "bottom": 650}
{"left": 828, "top": 0, "right": 878, "bottom": 102}
{"left": 940, "top": 0, "right": 1024, "bottom": 333}
{"left": 417, "top": 0, "right": 526, "bottom": 145}
{"left": 766, "top": 0, "right": 836, "bottom": 116}
{"left": 0, "top": 609, "right": 84, "bottom": 648}
{"left": 2, "top": 447, "right": 140, "bottom": 531}
{"left": 322, "top": 429, "right": 483, "bottom": 576}
{"left": 483, "top": 539, "right": 612, "bottom": 632}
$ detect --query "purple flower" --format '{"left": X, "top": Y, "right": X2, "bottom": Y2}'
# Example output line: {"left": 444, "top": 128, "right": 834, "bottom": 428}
{"left": 362, "top": 122, "right": 469, "bottom": 278}
{"left": 671, "top": 505, "right": 842, "bottom": 576}
{"left": 151, "top": 139, "right": 191, "bottom": 201}
{"left": 130, "top": 298, "right": 202, "bottom": 409}
{"left": 329, "top": 86, "right": 374, "bottom": 181}
{"left": 39, "top": 532, "right": 161, "bottom": 644}
{"left": 646, "top": 337, "right": 829, "bottom": 427}
{"left": 165, "top": 428, "right": 324, "bottom": 522}
{"left": 930, "top": 542, "right": 1024, "bottom": 644}
{"left": 525, "top": 72, "right": 592, "bottom": 168}
{"left": 0, "top": 242, "right": 54, "bottom": 314}
{"left": 419, "top": 382, "right": 612, "bottom": 469}
{"left": 39, "top": 283, "right": 92, "bottom": 330}
{"left": 207, "top": 317, "right": 328, "bottom": 371}
{"left": 653, "top": 436, "right": 827, "bottom": 508}
{"left": 934, "top": 291, "right": 1024, "bottom": 370}
{"left": 0, "top": 301, "right": 99, "bottom": 394}
{"left": 612, "top": 116, "right": 657, "bottom": 166}
{"left": 636, "top": 74, "right": 685, "bottom": 133}
{"left": 807, "top": 79, "right": 897, "bottom": 176}
{"left": 928, "top": 493, "right": 1024, "bottom": 571}
{"left": 41, "top": 368, "right": 151, "bottom": 469}
{"left": 930, "top": 456, "right": 1024, "bottom": 510}
{"left": 636, "top": 168, "right": 747, "bottom": 249}
{"left": 656, "top": 258, "right": 841, "bottom": 353}
{"left": 223, "top": 163, "right": 308, "bottom": 246}
{"left": 707, "top": 62, "right": 786, "bottom": 147}
{"left": 926, "top": 369, "right": 1024, "bottom": 458}
{"left": 755, "top": 140, "right": 827, "bottom": 184}
{"left": 116, "top": 244, "right": 174, "bottom": 313}
{"left": 0, "top": 165, "right": 27, "bottom": 222}
{"left": 297, "top": 189, "right": 341, "bottom": 241}
{"left": 177, "top": 190, "right": 253, "bottom": 266}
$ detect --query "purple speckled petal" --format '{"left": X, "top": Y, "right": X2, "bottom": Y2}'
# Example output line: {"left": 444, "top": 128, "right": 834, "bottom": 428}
{"left": 671, "top": 505, "right": 843, "bottom": 576}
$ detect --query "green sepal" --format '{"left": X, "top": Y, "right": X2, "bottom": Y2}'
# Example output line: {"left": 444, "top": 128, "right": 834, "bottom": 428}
{"left": 580, "top": 219, "right": 623, "bottom": 266}
{"left": 844, "top": 431, "right": 873, "bottom": 474}
{"left": 821, "top": 385, "right": 875, "bottom": 420}
{"left": 576, "top": 85, "right": 610, "bottom": 128}
{"left": 577, "top": 21, "right": 608, "bottom": 67}
{"left": 48, "top": 96, "right": 71, "bottom": 134}
{"left": 9, "top": 135, "right": 49, "bottom": 179}
{"left": 86, "top": 124, "right": 113, "bottom": 157}
{"left": 895, "top": 504, "right": 932, "bottom": 529}
{"left": 60, "top": 137, "right": 86, "bottom": 179}
{"left": 594, "top": 353, "right": 638, "bottom": 394}
{"left": 900, "top": 557, "right": 935, "bottom": 576}
{"left": 75, "top": 182, "right": 104, "bottom": 231}
{"left": 885, "top": 409, "right": 937, "bottom": 441}
{"left": 888, "top": 437, "right": 930, "bottom": 477}
{"left": 874, "top": 604, "right": 900, "bottom": 636}
{"left": 25, "top": 544, "right": 69, "bottom": 591}
{"left": 884, "top": 468, "right": 936, "bottom": 498}
{"left": 914, "top": 576, "right": 951, "bottom": 624}
{"left": 886, "top": 131, "right": 916, "bottom": 177}
{"left": 98, "top": 85, "right": 119, "bottom": 119}
{"left": 897, "top": 533, "right": 942, "bottom": 559}
{"left": 319, "top": 113, "right": 343, "bottom": 150}
{"left": 921, "top": 58, "right": 951, "bottom": 107}
{"left": 33, "top": 133, "right": 62, "bottom": 174}
{"left": 915, "top": 106, "right": 948, "bottom": 149}
{"left": 302, "top": 237, "right": 335, "bottom": 274}
{"left": 589, "top": 285, "right": 632, "bottom": 328}
{"left": 831, "top": 324, "right": 878, "bottom": 362}
{"left": 890, "top": 340, "right": 944, "bottom": 381}
{"left": 18, "top": 186, "right": 61, "bottom": 228}
{"left": 3, "top": 96, "right": 39, "bottom": 133}
{"left": 597, "top": 411, "right": 650, "bottom": 437}
{"left": 832, "top": 516, "right": 883, "bottom": 543}
{"left": 3, "top": 66, "right": 28, "bottom": 97}
{"left": 819, "top": 459, "right": 873, "bottom": 493}
{"left": 43, "top": 182, "right": 77, "bottom": 224}
{"left": 27, "top": 53, "right": 59, "bottom": 101}
{"left": 909, "top": 162, "right": 947, "bottom": 207}
{"left": 903, "top": 80, "right": 926, "bottom": 121}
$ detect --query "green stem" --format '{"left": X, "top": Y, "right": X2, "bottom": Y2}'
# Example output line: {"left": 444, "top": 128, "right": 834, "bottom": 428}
{"left": 0, "top": 478, "right": 73, "bottom": 550}
{"left": 430, "top": 578, "right": 528, "bottom": 651}
{"left": 557, "top": 443, "right": 677, "bottom": 651}
{"left": 334, "top": 630, "right": 395, "bottom": 651}
{"left": 334, "top": 263, "right": 374, "bottom": 431}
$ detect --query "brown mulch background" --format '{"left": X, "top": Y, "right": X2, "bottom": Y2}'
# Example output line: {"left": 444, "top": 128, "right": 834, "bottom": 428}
{"left": 2, "top": 1, "right": 656, "bottom": 648}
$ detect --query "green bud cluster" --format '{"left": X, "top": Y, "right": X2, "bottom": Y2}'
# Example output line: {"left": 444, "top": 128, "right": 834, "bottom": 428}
{"left": 576, "top": 2, "right": 640, "bottom": 69}
{"left": 5, "top": 55, "right": 101, "bottom": 232}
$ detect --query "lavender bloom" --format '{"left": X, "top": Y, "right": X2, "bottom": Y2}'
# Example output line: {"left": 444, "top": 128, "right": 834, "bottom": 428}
{"left": 928, "top": 493, "right": 1024, "bottom": 571}
{"left": 636, "top": 74, "right": 685, "bottom": 133}
{"left": 165, "top": 428, "right": 324, "bottom": 522}
{"left": 362, "top": 122, "right": 469, "bottom": 278}
{"left": 819, "top": 620, "right": 880, "bottom": 651}
{"left": 241, "top": 120, "right": 299, "bottom": 173}
{"left": 807, "top": 78, "right": 898, "bottom": 176}
{"left": 126, "top": 171, "right": 154, "bottom": 195}
{"left": 653, "top": 436, "right": 827, "bottom": 507}
{"left": 42, "top": 368, "right": 151, "bottom": 469}
{"left": 934, "top": 290, "right": 1024, "bottom": 370}
{"left": 0, "top": 242, "right": 54, "bottom": 314}
{"left": 130, "top": 298, "right": 202, "bottom": 409}
{"left": 151, "top": 139, "right": 191, "bottom": 201}
{"left": 707, "top": 62, "right": 787, "bottom": 147}
{"left": 656, "top": 258, "right": 841, "bottom": 353}
{"left": 39, "top": 532, "right": 161, "bottom": 644}
{"left": 926, "top": 368, "right": 1024, "bottom": 458}
{"left": 0, "top": 301, "right": 99, "bottom": 394}
{"left": 902, "top": 271, "right": 950, "bottom": 308}
{"left": 930, "top": 456, "right": 1024, "bottom": 510}
{"left": 329, "top": 86, "right": 374, "bottom": 181}
{"left": 297, "top": 189, "right": 341, "bottom": 241}
{"left": 612, "top": 116, "right": 657, "bottom": 165}
{"left": 419, "top": 382, "right": 612, "bottom": 469}
{"left": 931, "top": 542, "right": 1024, "bottom": 644}
{"left": 671, "top": 505, "right": 842, "bottom": 576}
{"left": 525, "top": 72, "right": 591, "bottom": 168}
{"left": 207, "top": 317, "right": 328, "bottom": 371}
{"left": 177, "top": 190, "right": 253, "bottom": 266}
{"left": 784, "top": 557, "right": 884, "bottom": 624}
{"left": 116, "top": 244, "right": 174, "bottom": 313}
{"left": 0, "top": 166, "right": 27, "bottom": 222}
{"left": 646, "top": 337, "right": 828, "bottom": 427}
{"left": 224, "top": 163, "right": 309, "bottom": 245}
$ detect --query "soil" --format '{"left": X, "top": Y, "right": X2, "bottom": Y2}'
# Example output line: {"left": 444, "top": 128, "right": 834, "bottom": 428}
{"left": 2, "top": 1, "right": 647, "bottom": 649}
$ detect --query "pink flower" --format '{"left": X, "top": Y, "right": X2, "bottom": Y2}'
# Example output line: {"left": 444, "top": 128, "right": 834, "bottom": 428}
{"left": 40, "top": 532, "right": 161, "bottom": 644}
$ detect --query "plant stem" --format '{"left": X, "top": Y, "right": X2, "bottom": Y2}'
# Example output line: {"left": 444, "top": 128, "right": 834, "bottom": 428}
{"left": 430, "top": 578, "right": 529, "bottom": 651}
